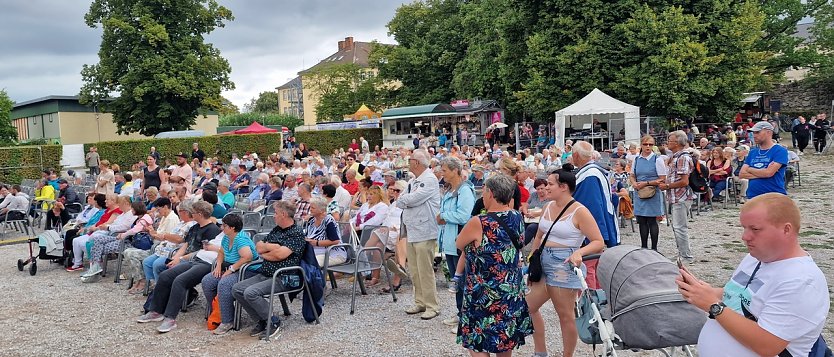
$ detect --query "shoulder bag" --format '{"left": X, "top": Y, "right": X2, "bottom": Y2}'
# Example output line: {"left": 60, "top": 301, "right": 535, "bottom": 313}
{"left": 527, "top": 200, "right": 575, "bottom": 282}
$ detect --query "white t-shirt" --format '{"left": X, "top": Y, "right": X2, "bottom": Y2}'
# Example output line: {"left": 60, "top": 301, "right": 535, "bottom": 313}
{"left": 698, "top": 254, "right": 829, "bottom": 357}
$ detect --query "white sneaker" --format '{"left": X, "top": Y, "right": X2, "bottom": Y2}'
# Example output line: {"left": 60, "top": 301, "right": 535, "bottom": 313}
{"left": 442, "top": 315, "right": 459, "bottom": 326}
{"left": 447, "top": 281, "right": 457, "bottom": 293}
{"left": 82, "top": 263, "right": 102, "bottom": 277}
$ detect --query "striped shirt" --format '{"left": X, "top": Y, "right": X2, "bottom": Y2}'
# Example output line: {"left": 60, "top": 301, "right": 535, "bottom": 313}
{"left": 222, "top": 231, "right": 260, "bottom": 271}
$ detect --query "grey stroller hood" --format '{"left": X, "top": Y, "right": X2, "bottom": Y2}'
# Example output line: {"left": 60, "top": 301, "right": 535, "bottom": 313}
{"left": 597, "top": 245, "right": 707, "bottom": 349}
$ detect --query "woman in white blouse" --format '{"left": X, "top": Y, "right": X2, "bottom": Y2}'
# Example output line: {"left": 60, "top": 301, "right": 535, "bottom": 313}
{"left": 354, "top": 185, "right": 388, "bottom": 231}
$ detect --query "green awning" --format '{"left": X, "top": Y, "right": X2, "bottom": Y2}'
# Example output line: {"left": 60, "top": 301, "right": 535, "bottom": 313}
{"left": 381, "top": 103, "right": 456, "bottom": 120}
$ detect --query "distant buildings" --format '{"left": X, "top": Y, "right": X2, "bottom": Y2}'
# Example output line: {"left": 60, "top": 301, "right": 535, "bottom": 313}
{"left": 10, "top": 96, "right": 218, "bottom": 145}
{"left": 277, "top": 36, "right": 379, "bottom": 126}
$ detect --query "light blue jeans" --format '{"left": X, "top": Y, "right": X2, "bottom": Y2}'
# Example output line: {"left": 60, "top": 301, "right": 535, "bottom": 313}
{"left": 142, "top": 254, "right": 169, "bottom": 282}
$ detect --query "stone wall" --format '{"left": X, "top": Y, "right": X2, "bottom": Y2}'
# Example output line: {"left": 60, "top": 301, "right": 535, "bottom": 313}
{"left": 771, "top": 81, "right": 833, "bottom": 116}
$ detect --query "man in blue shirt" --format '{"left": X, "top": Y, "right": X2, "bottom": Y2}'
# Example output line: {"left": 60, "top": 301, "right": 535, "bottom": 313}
{"left": 740, "top": 122, "right": 788, "bottom": 199}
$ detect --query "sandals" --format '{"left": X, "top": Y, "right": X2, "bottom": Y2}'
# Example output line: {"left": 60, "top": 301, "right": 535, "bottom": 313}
{"left": 380, "top": 284, "right": 401, "bottom": 294}
{"left": 366, "top": 278, "right": 381, "bottom": 287}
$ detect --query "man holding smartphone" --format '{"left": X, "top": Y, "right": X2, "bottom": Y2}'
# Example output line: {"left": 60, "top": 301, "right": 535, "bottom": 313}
{"left": 676, "top": 193, "right": 829, "bottom": 356}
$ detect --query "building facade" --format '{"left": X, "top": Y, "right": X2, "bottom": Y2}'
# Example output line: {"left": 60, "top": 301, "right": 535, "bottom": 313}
{"left": 11, "top": 96, "right": 219, "bottom": 145}
{"left": 276, "top": 76, "right": 304, "bottom": 119}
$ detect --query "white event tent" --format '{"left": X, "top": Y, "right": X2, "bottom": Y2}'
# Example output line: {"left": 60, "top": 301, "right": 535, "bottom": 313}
{"left": 554, "top": 88, "right": 641, "bottom": 150}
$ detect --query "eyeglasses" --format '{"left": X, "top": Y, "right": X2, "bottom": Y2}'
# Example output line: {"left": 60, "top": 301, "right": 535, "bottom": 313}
{"left": 642, "top": 143, "right": 654, "bottom": 146}
{"left": 390, "top": 189, "right": 401, "bottom": 192}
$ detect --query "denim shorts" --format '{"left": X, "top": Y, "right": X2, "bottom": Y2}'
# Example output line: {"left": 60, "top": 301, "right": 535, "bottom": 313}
{"left": 541, "top": 247, "right": 586, "bottom": 289}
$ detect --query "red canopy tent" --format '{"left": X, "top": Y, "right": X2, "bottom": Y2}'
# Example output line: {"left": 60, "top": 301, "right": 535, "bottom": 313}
{"left": 223, "top": 122, "right": 278, "bottom": 135}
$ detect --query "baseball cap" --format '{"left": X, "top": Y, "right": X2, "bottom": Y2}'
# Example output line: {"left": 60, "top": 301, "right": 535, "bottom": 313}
{"left": 748, "top": 121, "right": 773, "bottom": 132}
{"left": 383, "top": 170, "right": 396, "bottom": 177}
{"left": 175, "top": 152, "right": 188, "bottom": 158}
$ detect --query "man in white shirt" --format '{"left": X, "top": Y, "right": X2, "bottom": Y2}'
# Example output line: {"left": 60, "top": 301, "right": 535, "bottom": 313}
{"left": 330, "top": 175, "right": 352, "bottom": 209}
{"left": 677, "top": 193, "right": 829, "bottom": 357}
{"left": 0, "top": 185, "right": 29, "bottom": 222}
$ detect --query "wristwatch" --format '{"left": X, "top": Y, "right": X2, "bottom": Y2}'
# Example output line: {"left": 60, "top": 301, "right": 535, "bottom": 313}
{"left": 228, "top": 266, "right": 236, "bottom": 273}
{"left": 708, "top": 302, "right": 726, "bottom": 319}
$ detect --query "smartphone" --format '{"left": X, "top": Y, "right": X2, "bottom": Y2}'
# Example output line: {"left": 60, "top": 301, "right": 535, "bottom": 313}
{"left": 676, "top": 257, "right": 685, "bottom": 270}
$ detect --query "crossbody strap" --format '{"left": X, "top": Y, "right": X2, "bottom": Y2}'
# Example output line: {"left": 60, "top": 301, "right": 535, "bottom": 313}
{"left": 539, "top": 200, "right": 576, "bottom": 250}
{"left": 488, "top": 212, "right": 522, "bottom": 250}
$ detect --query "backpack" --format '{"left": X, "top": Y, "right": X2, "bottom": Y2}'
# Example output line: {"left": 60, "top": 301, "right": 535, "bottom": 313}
{"left": 689, "top": 160, "right": 708, "bottom": 193}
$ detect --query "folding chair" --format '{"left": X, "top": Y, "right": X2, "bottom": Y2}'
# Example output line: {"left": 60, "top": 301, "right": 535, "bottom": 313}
{"left": 259, "top": 216, "right": 277, "bottom": 233}
{"left": 242, "top": 212, "right": 261, "bottom": 232}
{"left": 322, "top": 224, "right": 396, "bottom": 314}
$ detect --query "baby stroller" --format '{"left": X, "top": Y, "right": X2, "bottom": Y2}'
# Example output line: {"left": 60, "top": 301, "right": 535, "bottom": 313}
{"left": 574, "top": 245, "right": 706, "bottom": 356}
{"left": 17, "top": 229, "right": 67, "bottom": 276}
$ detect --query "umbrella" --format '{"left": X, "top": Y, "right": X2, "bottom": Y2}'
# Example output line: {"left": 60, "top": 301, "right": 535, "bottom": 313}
{"left": 488, "top": 122, "right": 508, "bottom": 130}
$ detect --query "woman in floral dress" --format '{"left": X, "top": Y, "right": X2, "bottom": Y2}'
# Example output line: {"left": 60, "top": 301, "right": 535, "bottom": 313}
{"left": 455, "top": 173, "right": 532, "bottom": 356}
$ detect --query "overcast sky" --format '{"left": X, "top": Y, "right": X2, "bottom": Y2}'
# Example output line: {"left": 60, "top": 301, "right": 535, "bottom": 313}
{"left": 0, "top": 0, "right": 406, "bottom": 108}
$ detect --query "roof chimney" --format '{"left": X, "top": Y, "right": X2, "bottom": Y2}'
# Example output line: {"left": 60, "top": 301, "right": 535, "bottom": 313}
{"left": 344, "top": 37, "right": 354, "bottom": 51}
{"left": 338, "top": 40, "right": 345, "bottom": 51}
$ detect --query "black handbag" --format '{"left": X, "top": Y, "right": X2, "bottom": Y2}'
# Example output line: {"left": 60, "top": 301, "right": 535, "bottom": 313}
{"left": 131, "top": 232, "right": 153, "bottom": 250}
{"left": 527, "top": 200, "right": 575, "bottom": 282}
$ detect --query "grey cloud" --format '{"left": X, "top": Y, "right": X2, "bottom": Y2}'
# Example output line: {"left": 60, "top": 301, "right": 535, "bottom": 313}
{"left": 1, "top": 0, "right": 405, "bottom": 107}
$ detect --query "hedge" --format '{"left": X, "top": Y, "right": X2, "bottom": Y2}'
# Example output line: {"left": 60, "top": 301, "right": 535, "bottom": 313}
{"left": 84, "top": 133, "right": 283, "bottom": 168}
{"left": 295, "top": 128, "right": 383, "bottom": 155}
{"left": 0, "top": 145, "right": 62, "bottom": 184}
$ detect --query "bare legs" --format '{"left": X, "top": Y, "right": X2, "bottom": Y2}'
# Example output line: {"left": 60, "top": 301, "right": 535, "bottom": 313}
{"left": 526, "top": 281, "right": 580, "bottom": 357}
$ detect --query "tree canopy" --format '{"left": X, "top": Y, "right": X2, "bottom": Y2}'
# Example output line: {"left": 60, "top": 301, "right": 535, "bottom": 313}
{"left": 79, "top": 0, "right": 235, "bottom": 136}
{"left": 0, "top": 90, "right": 18, "bottom": 146}
{"left": 373, "top": 0, "right": 833, "bottom": 122}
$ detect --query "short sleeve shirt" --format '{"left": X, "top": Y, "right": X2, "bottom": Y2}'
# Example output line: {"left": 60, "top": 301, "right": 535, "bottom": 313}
{"left": 259, "top": 224, "right": 306, "bottom": 278}
{"left": 666, "top": 152, "right": 695, "bottom": 203}
{"left": 744, "top": 144, "right": 788, "bottom": 198}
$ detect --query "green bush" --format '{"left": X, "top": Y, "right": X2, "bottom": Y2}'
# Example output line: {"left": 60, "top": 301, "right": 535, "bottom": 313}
{"left": 0, "top": 145, "right": 62, "bottom": 184}
{"left": 219, "top": 113, "right": 303, "bottom": 129}
{"left": 295, "top": 128, "right": 382, "bottom": 155}
{"left": 84, "top": 133, "right": 283, "bottom": 168}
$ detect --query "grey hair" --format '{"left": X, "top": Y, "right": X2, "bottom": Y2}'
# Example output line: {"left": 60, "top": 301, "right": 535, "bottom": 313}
{"left": 218, "top": 179, "right": 230, "bottom": 188}
{"left": 411, "top": 149, "right": 431, "bottom": 168}
{"left": 192, "top": 200, "right": 213, "bottom": 218}
{"left": 298, "top": 182, "right": 312, "bottom": 194}
{"left": 177, "top": 200, "right": 194, "bottom": 214}
{"left": 310, "top": 196, "right": 328, "bottom": 212}
{"left": 330, "top": 175, "right": 342, "bottom": 186}
{"left": 484, "top": 173, "right": 516, "bottom": 205}
{"left": 273, "top": 200, "right": 297, "bottom": 218}
{"left": 668, "top": 130, "right": 689, "bottom": 147}
{"left": 723, "top": 147, "right": 736, "bottom": 154}
{"left": 258, "top": 173, "right": 269, "bottom": 182}
{"left": 572, "top": 141, "right": 594, "bottom": 160}
{"left": 440, "top": 156, "right": 463, "bottom": 175}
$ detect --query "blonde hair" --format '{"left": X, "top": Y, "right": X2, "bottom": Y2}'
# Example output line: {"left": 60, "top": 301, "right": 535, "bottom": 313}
{"left": 497, "top": 157, "right": 520, "bottom": 176}
{"left": 366, "top": 185, "right": 389, "bottom": 205}
{"left": 741, "top": 193, "right": 800, "bottom": 234}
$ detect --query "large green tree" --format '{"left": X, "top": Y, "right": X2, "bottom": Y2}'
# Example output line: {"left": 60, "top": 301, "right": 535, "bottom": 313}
{"left": 0, "top": 90, "right": 18, "bottom": 145}
{"left": 371, "top": 0, "right": 465, "bottom": 106}
{"left": 79, "top": 0, "right": 235, "bottom": 136}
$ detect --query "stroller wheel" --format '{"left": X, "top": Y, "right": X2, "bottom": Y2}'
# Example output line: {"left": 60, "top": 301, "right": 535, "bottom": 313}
{"left": 17, "top": 259, "right": 25, "bottom": 271}
{"left": 29, "top": 262, "right": 37, "bottom": 276}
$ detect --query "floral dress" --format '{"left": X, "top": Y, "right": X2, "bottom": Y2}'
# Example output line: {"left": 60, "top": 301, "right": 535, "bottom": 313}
{"left": 457, "top": 210, "right": 533, "bottom": 353}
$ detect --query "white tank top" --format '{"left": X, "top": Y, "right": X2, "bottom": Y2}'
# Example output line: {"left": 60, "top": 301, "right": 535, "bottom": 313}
{"left": 538, "top": 203, "right": 585, "bottom": 247}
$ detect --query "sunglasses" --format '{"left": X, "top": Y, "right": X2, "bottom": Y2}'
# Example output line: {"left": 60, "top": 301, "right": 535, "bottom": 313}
{"left": 642, "top": 143, "right": 654, "bottom": 146}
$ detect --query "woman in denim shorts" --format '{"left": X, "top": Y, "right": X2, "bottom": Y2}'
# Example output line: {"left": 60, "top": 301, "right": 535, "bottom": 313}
{"left": 526, "top": 168, "right": 606, "bottom": 357}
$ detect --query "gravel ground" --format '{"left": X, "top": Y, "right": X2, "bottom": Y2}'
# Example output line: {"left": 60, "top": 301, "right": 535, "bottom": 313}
{"left": 0, "top": 151, "right": 831, "bottom": 357}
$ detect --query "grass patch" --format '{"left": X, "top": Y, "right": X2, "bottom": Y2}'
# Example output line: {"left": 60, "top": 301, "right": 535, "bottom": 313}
{"left": 799, "top": 230, "right": 826, "bottom": 237}
{"left": 801, "top": 243, "right": 834, "bottom": 250}
{"left": 722, "top": 265, "right": 734, "bottom": 270}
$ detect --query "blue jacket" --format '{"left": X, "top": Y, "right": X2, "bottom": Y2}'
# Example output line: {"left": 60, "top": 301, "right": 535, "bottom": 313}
{"left": 438, "top": 181, "right": 476, "bottom": 256}
{"left": 574, "top": 163, "right": 619, "bottom": 247}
